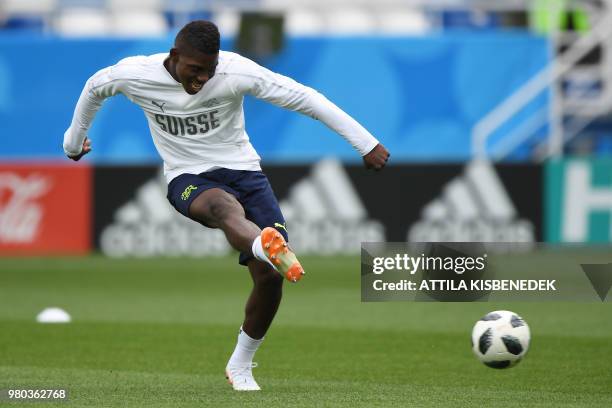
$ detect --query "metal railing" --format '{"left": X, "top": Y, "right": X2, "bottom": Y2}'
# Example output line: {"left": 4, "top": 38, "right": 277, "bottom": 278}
{"left": 472, "top": 1, "right": 612, "bottom": 160}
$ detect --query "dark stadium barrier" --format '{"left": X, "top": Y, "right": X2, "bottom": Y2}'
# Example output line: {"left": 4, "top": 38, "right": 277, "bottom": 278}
{"left": 0, "top": 163, "right": 91, "bottom": 255}
{"left": 93, "top": 161, "right": 543, "bottom": 257}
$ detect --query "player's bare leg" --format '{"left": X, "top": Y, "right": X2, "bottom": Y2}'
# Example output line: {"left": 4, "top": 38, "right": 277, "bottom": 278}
{"left": 188, "top": 188, "right": 260, "bottom": 253}
{"left": 243, "top": 260, "right": 283, "bottom": 338}
{"left": 188, "top": 188, "right": 302, "bottom": 390}
{"left": 221, "top": 260, "right": 283, "bottom": 391}
{"left": 189, "top": 188, "right": 305, "bottom": 282}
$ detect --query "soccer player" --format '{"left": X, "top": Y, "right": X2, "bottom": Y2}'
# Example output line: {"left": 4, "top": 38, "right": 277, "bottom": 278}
{"left": 63, "top": 20, "right": 389, "bottom": 391}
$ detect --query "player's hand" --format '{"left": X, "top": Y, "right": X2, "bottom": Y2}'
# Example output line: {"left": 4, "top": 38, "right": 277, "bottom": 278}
{"left": 363, "top": 143, "right": 389, "bottom": 171}
{"left": 67, "top": 137, "right": 92, "bottom": 161}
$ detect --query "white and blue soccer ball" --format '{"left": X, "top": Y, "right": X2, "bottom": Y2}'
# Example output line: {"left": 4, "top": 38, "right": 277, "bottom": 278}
{"left": 471, "top": 310, "right": 530, "bottom": 369}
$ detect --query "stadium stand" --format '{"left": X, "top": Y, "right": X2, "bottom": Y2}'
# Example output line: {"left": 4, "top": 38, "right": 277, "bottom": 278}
{"left": 54, "top": 8, "right": 110, "bottom": 36}
{"left": 1, "top": 0, "right": 56, "bottom": 31}
{"left": 111, "top": 11, "right": 167, "bottom": 36}
{"left": 1, "top": 0, "right": 611, "bottom": 158}
{"left": 108, "top": 0, "right": 167, "bottom": 36}
{"left": 284, "top": 9, "right": 325, "bottom": 36}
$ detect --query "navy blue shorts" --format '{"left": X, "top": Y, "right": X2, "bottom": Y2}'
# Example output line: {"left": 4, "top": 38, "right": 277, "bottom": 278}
{"left": 167, "top": 168, "right": 288, "bottom": 265}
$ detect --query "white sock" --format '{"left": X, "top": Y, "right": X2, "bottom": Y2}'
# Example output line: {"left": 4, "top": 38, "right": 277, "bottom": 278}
{"left": 228, "top": 326, "right": 264, "bottom": 366}
{"left": 252, "top": 235, "right": 275, "bottom": 269}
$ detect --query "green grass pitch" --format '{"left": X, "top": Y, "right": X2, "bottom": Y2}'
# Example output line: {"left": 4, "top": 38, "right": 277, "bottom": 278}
{"left": 1, "top": 256, "right": 611, "bottom": 407}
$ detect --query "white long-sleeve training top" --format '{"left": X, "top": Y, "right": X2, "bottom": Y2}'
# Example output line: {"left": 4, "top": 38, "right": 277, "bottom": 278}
{"left": 63, "top": 51, "right": 379, "bottom": 183}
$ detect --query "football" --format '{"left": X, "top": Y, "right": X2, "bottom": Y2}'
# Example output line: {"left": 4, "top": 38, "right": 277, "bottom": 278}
{"left": 471, "top": 310, "right": 530, "bottom": 369}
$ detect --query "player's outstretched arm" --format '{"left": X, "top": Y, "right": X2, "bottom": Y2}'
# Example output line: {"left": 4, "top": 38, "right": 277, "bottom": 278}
{"left": 232, "top": 56, "right": 383, "bottom": 160}
{"left": 363, "top": 143, "right": 390, "bottom": 171}
{"left": 63, "top": 65, "right": 123, "bottom": 161}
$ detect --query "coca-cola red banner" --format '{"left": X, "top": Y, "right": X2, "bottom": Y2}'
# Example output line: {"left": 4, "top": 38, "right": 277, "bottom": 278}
{"left": 0, "top": 163, "right": 92, "bottom": 255}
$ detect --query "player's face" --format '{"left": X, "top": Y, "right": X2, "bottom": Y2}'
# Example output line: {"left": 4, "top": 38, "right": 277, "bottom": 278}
{"left": 173, "top": 48, "right": 218, "bottom": 95}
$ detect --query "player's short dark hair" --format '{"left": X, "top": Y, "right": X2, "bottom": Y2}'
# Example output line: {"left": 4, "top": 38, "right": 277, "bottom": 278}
{"left": 175, "top": 20, "right": 220, "bottom": 55}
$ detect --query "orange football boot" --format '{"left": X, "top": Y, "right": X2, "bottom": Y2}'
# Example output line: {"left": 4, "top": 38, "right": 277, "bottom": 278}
{"left": 260, "top": 227, "right": 305, "bottom": 282}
